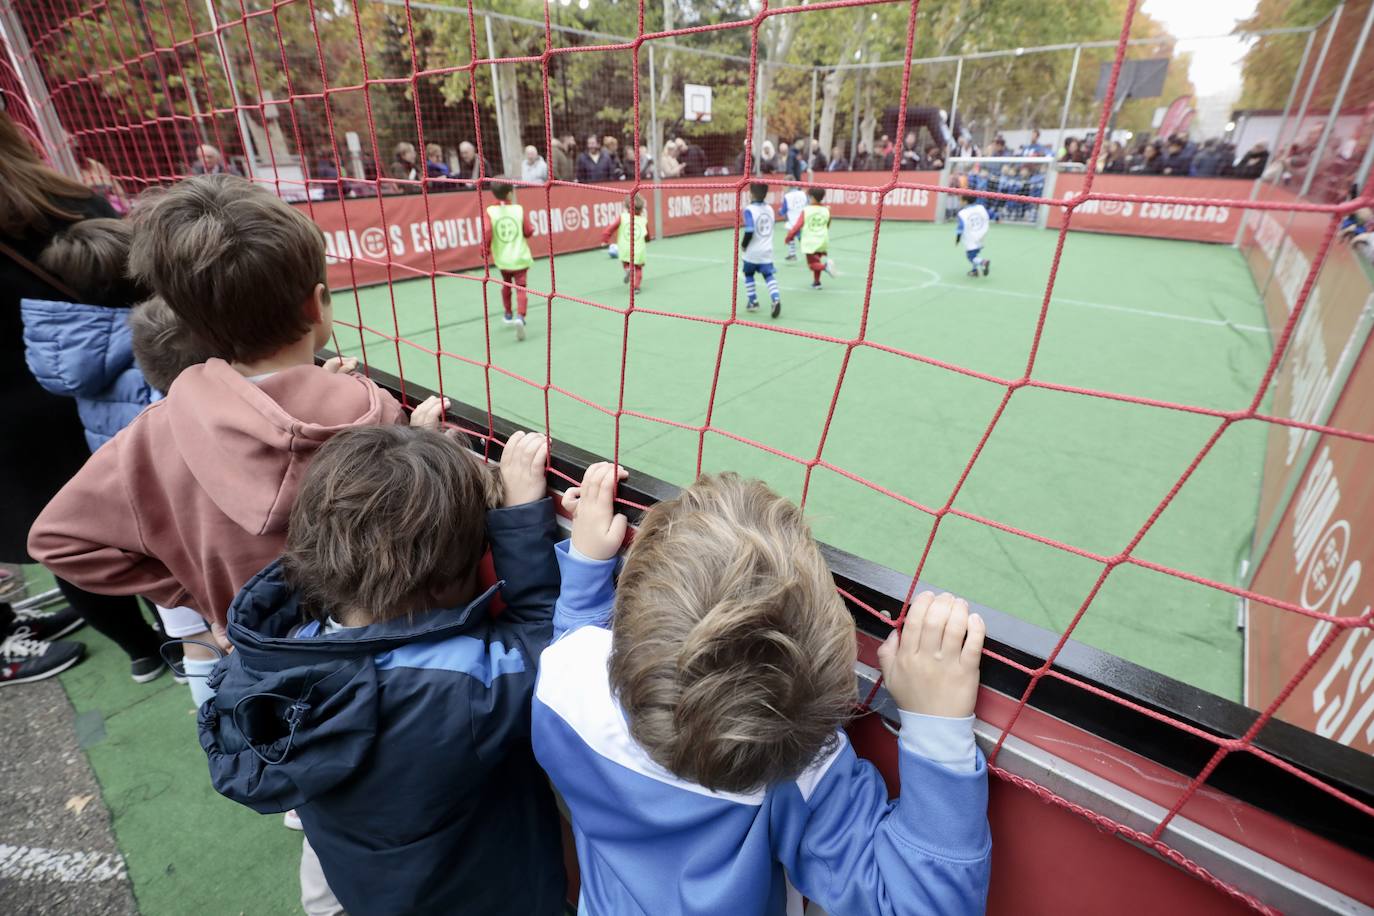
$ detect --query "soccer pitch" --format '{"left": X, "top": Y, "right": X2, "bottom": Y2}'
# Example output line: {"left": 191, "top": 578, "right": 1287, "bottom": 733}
{"left": 335, "top": 220, "right": 1272, "bottom": 700}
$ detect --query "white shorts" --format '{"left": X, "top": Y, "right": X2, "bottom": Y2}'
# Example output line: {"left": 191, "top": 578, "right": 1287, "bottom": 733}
{"left": 155, "top": 604, "right": 209, "bottom": 637}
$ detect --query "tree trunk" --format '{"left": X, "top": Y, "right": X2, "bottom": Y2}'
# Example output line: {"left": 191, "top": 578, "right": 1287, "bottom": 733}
{"left": 817, "top": 11, "right": 869, "bottom": 159}
{"left": 495, "top": 59, "right": 523, "bottom": 176}
{"left": 753, "top": 4, "right": 806, "bottom": 146}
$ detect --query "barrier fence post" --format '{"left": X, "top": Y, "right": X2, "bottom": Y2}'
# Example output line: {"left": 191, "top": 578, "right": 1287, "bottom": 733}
{"left": 202, "top": 0, "right": 258, "bottom": 179}
{"left": 1299, "top": 0, "right": 1374, "bottom": 198}
{"left": 1057, "top": 44, "right": 1081, "bottom": 145}
{"left": 1234, "top": 26, "right": 1318, "bottom": 247}
{"left": 649, "top": 43, "right": 663, "bottom": 239}
{"left": 949, "top": 56, "right": 963, "bottom": 138}
{"left": 0, "top": 3, "right": 79, "bottom": 177}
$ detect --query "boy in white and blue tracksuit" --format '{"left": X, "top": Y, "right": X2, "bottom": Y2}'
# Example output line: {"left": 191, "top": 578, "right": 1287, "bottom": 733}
{"left": 780, "top": 185, "right": 809, "bottom": 260}
{"left": 200, "top": 427, "right": 566, "bottom": 916}
{"left": 956, "top": 195, "right": 991, "bottom": 278}
{"left": 533, "top": 465, "right": 992, "bottom": 916}
{"left": 741, "top": 182, "right": 782, "bottom": 318}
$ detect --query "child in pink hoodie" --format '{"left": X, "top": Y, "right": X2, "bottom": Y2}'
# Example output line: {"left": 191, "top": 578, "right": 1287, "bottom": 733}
{"left": 29, "top": 175, "right": 444, "bottom": 650}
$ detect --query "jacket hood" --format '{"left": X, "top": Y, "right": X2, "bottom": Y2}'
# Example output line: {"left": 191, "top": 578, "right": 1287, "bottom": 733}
{"left": 198, "top": 560, "right": 501, "bottom": 813}
{"left": 21, "top": 298, "right": 142, "bottom": 398}
{"left": 164, "top": 359, "right": 401, "bottom": 536}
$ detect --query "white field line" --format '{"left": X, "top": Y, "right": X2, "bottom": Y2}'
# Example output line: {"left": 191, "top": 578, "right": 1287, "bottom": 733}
{"left": 656, "top": 252, "right": 1269, "bottom": 334}
{"left": 0, "top": 844, "right": 128, "bottom": 884}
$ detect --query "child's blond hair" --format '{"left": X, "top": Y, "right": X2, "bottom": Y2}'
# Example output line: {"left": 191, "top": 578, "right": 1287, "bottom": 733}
{"left": 608, "top": 473, "right": 856, "bottom": 793}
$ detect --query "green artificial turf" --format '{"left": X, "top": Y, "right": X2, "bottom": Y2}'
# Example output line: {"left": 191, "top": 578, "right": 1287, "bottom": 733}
{"left": 336, "top": 220, "right": 1272, "bottom": 700}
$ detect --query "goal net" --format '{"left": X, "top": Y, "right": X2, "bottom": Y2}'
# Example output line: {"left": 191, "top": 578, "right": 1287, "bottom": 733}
{"left": 2, "top": 0, "right": 1372, "bottom": 910}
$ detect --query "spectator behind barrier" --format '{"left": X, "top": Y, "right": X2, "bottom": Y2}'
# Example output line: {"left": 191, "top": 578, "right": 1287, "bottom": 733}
{"left": 424, "top": 142, "right": 450, "bottom": 180}
{"left": 28, "top": 174, "right": 443, "bottom": 642}
{"left": 551, "top": 133, "right": 576, "bottom": 182}
{"left": 576, "top": 134, "right": 619, "bottom": 182}
{"left": 521, "top": 145, "right": 549, "bottom": 184}
{"left": 454, "top": 141, "right": 490, "bottom": 187}
{"left": 200, "top": 426, "right": 567, "bottom": 916}
{"left": 532, "top": 467, "right": 993, "bottom": 915}
{"left": 190, "top": 143, "right": 242, "bottom": 177}
{"left": 1160, "top": 137, "right": 1193, "bottom": 176}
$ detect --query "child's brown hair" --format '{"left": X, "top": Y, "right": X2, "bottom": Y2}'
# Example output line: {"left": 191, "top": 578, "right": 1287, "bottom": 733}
{"left": 627, "top": 193, "right": 645, "bottom": 214}
{"left": 128, "top": 174, "right": 327, "bottom": 364}
{"left": 808, "top": 186, "right": 826, "bottom": 204}
{"left": 608, "top": 472, "right": 856, "bottom": 793}
{"left": 38, "top": 217, "right": 146, "bottom": 306}
{"left": 282, "top": 425, "right": 501, "bottom": 623}
{"left": 127, "top": 296, "right": 217, "bottom": 393}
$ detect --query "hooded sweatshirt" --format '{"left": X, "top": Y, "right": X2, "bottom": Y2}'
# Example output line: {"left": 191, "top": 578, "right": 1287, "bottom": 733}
{"left": 28, "top": 358, "right": 404, "bottom": 625}
{"left": 199, "top": 499, "right": 565, "bottom": 916}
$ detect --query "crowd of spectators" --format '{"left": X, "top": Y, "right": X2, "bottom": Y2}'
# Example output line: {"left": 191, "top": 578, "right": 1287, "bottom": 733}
{"left": 302, "top": 123, "right": 1279, "bottom": 199}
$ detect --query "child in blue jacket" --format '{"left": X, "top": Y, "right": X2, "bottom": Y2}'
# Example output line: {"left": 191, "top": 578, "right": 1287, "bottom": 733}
{"left": 22, "top": 218, "right": 154, "bottom": 451}
{"left": 199, "top": 425, "right": 565, "bottom": 916}
{"left": 533, "top": 465, "right": 992, "bottom": 916}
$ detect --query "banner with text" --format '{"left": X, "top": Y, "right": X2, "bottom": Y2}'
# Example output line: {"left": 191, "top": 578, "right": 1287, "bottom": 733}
{"left": 1048, "top": 174, "right": 1253, "bottom": 244}
{"left": 1245, "top": 341, "right": 1374, "bottom": 754}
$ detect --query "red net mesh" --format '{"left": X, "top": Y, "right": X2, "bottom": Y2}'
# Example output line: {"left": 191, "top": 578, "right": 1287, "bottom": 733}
{"left": 5, "top": 1, "right": 1373, "bottom": 911}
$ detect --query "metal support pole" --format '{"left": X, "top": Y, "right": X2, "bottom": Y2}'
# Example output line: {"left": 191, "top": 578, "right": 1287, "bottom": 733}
{"left": 0, "top": 5, "right": 80, "bottom": 177}
{"left": 850, "top": 62, "right": 862, "bottom": 165}
{"left": 949, "top": 56, "right": 963, "bottom": 139}
{"left": 1057, "top": 45, "right": 1081, "bottom": 145}
{"left": 649, "top": 44, "right": 663, "bottom": 238}
{"left": 1281, "top": 5, "right": 1341, "bottom": 186}
{"left": 1355, "top": 120, "right": 1374, "bottom": 191}
{"left": 484, "top": 14, "right": 509, "bottom": 175}
{"left": 1300, "top": 0, "right": 1374, "bottom": 197}
{"left": 1233, "top": 27, "right": 1317, "bottom": 247}
{"left": 203, "top": 0, "right": 258, "bottom": 178}
{"left": 808, "top": 68, "right": 818, "bottom": 153}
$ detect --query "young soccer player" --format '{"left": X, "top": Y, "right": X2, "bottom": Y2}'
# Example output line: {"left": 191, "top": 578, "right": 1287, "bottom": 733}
{"left": 955, "top": 194, "right": 991, "bottom": 277}
{"left": 784, "top": 186, "right": 838, "bottom": 289}
{"left": 533, "top": 466, "right": 992, "bottom": 916}
{"left": 740, "top": 182, "right": 782, "bottom": 318}
{"left": 481, "top": 181, "right": 535, "bottom": 341}
{"left": 29, "top": 174, "right": 444, "bottom": 645}
{"left": 780, "top": 184, "right": 809, "bottom": 260}
{"left": 601, "top": 193, "right": 650, "bottom": 291}
{"left": 200, "top": 426, "right": 566, "bottom": 916}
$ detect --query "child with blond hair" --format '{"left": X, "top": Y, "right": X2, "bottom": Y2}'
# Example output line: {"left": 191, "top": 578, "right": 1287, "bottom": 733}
{"left": 533, "top": 465, "right": 992, "bottom": 915}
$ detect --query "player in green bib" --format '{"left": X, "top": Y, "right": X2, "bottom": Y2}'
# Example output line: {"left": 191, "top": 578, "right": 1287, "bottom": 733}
{"left": 783, "top": 186, "right": 839, "bottom": 289}
{"left": 600, "top": 193, "right": 650, "bottom": 291}
{"left": 481, "top": 182, "right": 535, "bottom": 340}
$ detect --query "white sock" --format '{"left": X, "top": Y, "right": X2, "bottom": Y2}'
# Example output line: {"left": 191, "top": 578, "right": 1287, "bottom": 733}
{"left": 183, "top": 656, "right": 218, "bottom": 707}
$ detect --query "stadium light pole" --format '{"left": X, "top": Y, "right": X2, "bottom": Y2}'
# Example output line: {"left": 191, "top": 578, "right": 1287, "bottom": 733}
{"left": 649, "top": 44, "right": 664, "bottom": 239}
{"left": 808, "top": 67, "right": 818, "bottom": 150}
{"left": 1299, "top": 0, "right": 1374, "bottom": 198}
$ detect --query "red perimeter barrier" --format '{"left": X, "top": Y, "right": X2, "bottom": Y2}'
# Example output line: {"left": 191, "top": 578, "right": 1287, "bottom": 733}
{"left": 1048, "top": 174, "right": 1254, "bottom": 244}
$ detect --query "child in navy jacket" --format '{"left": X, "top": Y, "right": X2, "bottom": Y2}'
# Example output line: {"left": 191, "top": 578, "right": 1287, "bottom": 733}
{"left": 533, "top": 465, "right": 992, "bottom": 916}
{"left": 200, "top": 426, "right": 565, "bottom": 916}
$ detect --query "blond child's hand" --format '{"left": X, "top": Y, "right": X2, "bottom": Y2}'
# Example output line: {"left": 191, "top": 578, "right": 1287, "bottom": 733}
{"left": 321, "top": 356, "right": 359, "bottom": 374}
{"left": 877, "top": 591, "right": 985, "bottom": 718}
{"left": 408, "top": 395, "right": 450, "bottom": 430}
{"left": 561, "top": 462, "right": 628, "bottom": 561}
{"left": 500, "top": 430, "right": 549, "bottom": 507}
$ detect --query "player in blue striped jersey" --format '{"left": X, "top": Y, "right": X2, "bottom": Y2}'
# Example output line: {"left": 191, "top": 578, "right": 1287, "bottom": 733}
{"left": 741, "top": 182, "right": 782, "bottom": 319}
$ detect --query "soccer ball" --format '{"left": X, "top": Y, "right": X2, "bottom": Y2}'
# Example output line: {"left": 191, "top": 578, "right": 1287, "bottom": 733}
{"left": 607, "top": 244, "right": 619, "bottom": 259}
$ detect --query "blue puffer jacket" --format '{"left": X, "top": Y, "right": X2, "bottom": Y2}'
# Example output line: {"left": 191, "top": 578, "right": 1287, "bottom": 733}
{"left": 21, "top": 298, "right": 153, "bottom": 452}
{"left": 199, "top": 498, "right": 566, "bottom": 916}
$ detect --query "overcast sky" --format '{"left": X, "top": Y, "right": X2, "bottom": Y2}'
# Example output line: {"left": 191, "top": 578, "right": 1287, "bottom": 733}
{"left": 1140, "top": 0, "right": 1260, "bottom": 98}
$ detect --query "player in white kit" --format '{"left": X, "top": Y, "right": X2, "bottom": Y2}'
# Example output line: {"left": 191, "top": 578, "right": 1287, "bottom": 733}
{"left": 780, "top": 184, "right": 809, "bottom": 261}
{"left": 741, "top": 182, "right": 782, "bottom": 318}
{"left": 955, "top": 194, "right": 991, "bottom": 277}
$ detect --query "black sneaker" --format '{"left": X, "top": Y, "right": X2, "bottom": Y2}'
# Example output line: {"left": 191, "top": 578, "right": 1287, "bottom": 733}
{"left": 745, "top": 300, "right": 759, "bottom": 312}
{"left": 0, "top": 632, "right": 84, "bottom": 686}
{"left": 130, "top": 656, "right": 166, "bottom": 684}
{"left": 982, "top": 258, "right": 991, "bottom": 276}
{"left": 810, "top": 282, "right": 822, "bottom": 290}
{"left": 771, "top": 299, "right": 781, "bottom": 319}
{"left": 11, "top": 605, "right": 85, "bottom": 641}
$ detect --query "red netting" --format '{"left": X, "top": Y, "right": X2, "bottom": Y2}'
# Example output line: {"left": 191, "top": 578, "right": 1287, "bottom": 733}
{"left": 5, "top": 0, "right": 1373, "bottom": 911}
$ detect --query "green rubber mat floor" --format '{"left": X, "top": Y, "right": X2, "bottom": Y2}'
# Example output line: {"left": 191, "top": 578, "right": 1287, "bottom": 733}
{"left": 336, "top": 220, "right": 1273, "bottom": 701}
